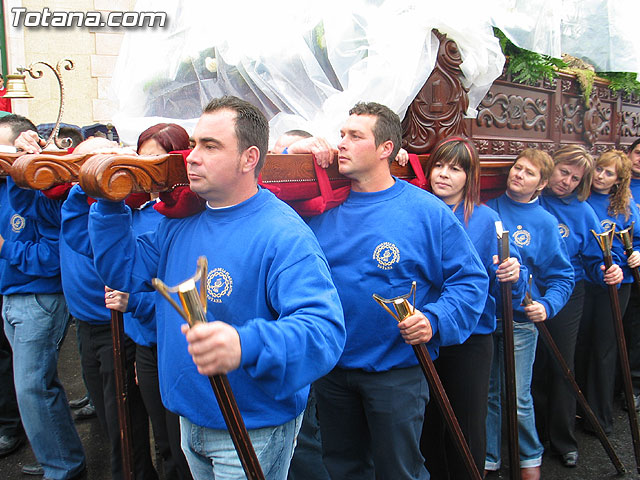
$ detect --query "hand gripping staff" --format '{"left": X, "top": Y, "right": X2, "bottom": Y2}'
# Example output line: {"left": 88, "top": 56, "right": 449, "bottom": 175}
{"left": 592, "top": 227, "right": 640, "bottom": 473}
{"left": 372, "top": 282, "right": 482, "bottom": 480}
{"left": 495, "top": 222, "right": 521, "bottom": 480}
{"left": 617, "top": 222, "right": 640, "bottom": 295}
{"left": 153, "top": 257, "right": 265, "bottom": 480}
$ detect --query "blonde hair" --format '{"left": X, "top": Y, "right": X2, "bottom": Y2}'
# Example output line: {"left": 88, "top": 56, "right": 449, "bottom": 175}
{"left": 515, "top": 148, "right": 554, "bottom": 199}
{"left": 551, "top": 145, "right": 594, "bottom": 201}
{"left": 594, "top": 149, "right": 632, "bottom": 219}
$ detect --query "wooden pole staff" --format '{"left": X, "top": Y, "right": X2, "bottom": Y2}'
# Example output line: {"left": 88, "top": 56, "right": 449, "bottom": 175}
{"left": 617, "top": 223, "right": 640, "bottom": 295}
{"left": 593, "top": 227, "right": 640, "bottom": 473}
{"left": 373, "top": 283, "right": 482, "bottom": 480}
{"left": 535, "top": 321, "right": 625, "bottom": 474}
{"left": 496, "top": 222, "right": 521, "bottom": 480}
{"left": 153, "top": 257, "right": 264, "bottom": 480}
{"left": 110, "top": 309, "right": 135, "bottom": 480}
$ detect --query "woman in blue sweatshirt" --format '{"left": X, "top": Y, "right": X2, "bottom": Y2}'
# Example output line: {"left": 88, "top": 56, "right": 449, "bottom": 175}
{"left": 577, "top": 149, "right": 640, "bottom": 435}
{"left": 104, "top": 124, "right": 193, "bottom": 480}
{"left": 421, "top": 136, "right": 527, "bottom": 479}
{"left": 486, "top": 148, "right": 574, "bottom": 480}
{"left": 535, "top": 145, "right": 622, "bottom": 468}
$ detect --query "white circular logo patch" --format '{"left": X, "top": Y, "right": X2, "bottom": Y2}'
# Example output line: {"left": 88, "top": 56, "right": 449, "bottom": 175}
{"left": 558, "top": 223, "right": 570, "bottom": 238}
{"left": 601, "top": 219, "right": 615, "bottom": 232}
{"left": 373, "top": 242, "right": 400, "bottom": 270}
{"left": 512, "top": 225, "right": 531, "bottom": 247}
{"left": 10, "top": 214, "right": 25, "bottom": 233}
{"left": 207, "top": 268, "right": 233, "bottom": 303}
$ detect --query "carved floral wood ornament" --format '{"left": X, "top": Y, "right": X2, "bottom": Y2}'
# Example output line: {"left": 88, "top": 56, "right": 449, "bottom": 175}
{"left": 401, "top": 30, "right": 469, "bottom": 154}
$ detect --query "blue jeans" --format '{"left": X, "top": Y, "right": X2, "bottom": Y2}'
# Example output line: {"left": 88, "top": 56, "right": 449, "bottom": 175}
{"left": 181, "top": 413, "right": 302, "bottom": 480}
{"left": 3, "top": 294, "right": 85, "bottom": 480}
{"left": 486, "top": 321, "right": 543, "bottom": 470}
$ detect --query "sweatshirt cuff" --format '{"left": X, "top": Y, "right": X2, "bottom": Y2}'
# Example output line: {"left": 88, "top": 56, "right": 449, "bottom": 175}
{"left": 95, "top": 198, "right": 128, "bottom": 214}
{"left": 236, "top": 323, "right": 261, "bottom": 368}
{"left": 423, "top": 307, "right": 439, "bottom": 338}
{"left": 538, "top": 299, "right": 551, "bottom": 321}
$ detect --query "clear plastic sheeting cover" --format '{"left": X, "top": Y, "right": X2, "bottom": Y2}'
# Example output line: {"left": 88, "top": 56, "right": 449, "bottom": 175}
{"left": 490, "top": 0, "right": 640, "bottom": 74}
{"left": 111, "top": 0, "right": 504, "bottom": 146}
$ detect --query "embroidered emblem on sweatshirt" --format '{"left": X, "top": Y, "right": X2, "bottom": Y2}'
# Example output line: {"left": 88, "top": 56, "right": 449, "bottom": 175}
{"left": 207, "top": 268, "right": 233, "bottom": 303}
{"left": 512, "top": 225, "right": 531, "bottom": 247}
{"left": 558, "top": 223, "right": 570, "bottom": 238}
{"left": 373, "top": 242, "right": 400, "bottom": 270}
{"left": 10, "top": 214, "right": 25, "bottom": 233}
{"left": 601, "top": 219, "right": 615, "bottom": 232}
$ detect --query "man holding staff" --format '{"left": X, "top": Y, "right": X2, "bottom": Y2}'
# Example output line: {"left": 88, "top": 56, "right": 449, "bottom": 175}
{"left": 87, "top": 96, "right": 346, "bottom": 479}
{"left": 307, "top": 102, "right": 488, "bottom": 479}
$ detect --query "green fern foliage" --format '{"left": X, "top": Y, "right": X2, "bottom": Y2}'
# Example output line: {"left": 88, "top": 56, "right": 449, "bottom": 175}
{"left": 493, "top": 28, "right": 566, "bottom": 85}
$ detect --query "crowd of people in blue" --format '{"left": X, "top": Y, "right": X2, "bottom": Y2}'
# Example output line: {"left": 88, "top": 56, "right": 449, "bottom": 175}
{"left": 0, "top": 94, "right": 639, "bottom": 480}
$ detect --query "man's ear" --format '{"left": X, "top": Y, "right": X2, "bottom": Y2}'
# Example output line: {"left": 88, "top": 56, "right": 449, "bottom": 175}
{"left": 378, "top": 140, "right": 394, "bottom": 163}
{"left": 241, "top": 146, "right": 260, "bottom": 174}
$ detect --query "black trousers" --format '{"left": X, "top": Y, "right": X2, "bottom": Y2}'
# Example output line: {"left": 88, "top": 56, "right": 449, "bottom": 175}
{"left": 77, "top": 321, "right": 158, "bottom": 480}
{"left": 0, "top": 304, "right": 22, "bottom": 438}
{"left": 315, "top": 366, "right": 428, "bottom": 480}
{"left": 136, "top": 344, "right": 192, "bottom": 480}
{"left": 576, "top": 282, "right": 631, "bottom": 433}
{"left": 532, "top": 281, "right": 584, "bottom": 455}
{"left": 422, "top": 333, "right": 493, "bottom": 480}
{"left": 287, "top": 386, "right": 329, "bottom": 480}
{"left": 622, "top": 285, "right": 640, "bottom": 395}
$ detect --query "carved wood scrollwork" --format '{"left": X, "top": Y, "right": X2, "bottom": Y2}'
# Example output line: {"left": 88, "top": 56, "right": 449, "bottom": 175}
{"left": 562, "top": 101, "right": 584, "bottom": 135}
{"left": 476, "top": 93, "right": 547, "bottom": 131}
{"left": 582, "top": 95, "right": 611, "bottom": 146}
{"left": 0, "top": 154, "right": 20, "bottom": 177}
{"left": 10, "top": 153, "right": 91, "bottom": 189}
{"left": 79, "top": 153, "right": 187, "bottom": 201}
{"left": 620, "top": 111, "right": 640, "bottom": 139}
{"left": 401, "top": 30, "right": 469, "bottom": 154}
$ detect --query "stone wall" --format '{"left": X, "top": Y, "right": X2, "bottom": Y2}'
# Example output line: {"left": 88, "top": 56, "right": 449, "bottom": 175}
{"left": 3, "top": 0, "right": 135, "bottom": 127}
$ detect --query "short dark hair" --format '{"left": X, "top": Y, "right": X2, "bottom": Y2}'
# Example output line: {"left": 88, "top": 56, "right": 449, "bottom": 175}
{"left": 0, "top": 114, "right": 37, "bottom": 143}
{"left": 348, "top": 102, "right": 401, "bottom": 162}
{"left": 137, "top": 123, "right": 190, "bottom": 153}
{"left": 203, "top": 96, "right": 269, "bottom": 176}
{"left": 58, "top": 126, "right": 84, "bottom": 148}
{"left": 284, "top": 129, "right": 312, "bottom": 139}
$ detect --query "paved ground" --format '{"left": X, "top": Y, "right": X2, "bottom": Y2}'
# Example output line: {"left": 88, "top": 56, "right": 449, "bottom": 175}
{"left": 1, "top": 321, "right": 640, "bottom": 479}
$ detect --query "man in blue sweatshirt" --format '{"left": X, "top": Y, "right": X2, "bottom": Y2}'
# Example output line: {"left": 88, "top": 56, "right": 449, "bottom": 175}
{"left": 307, "top": 102, "right": 489, "bottom": 480}
{"left": 88, "top": 96, "right": 346, "bottom": 480}
{"left": 0, "top": 115, "right": 85, "bottom": 479}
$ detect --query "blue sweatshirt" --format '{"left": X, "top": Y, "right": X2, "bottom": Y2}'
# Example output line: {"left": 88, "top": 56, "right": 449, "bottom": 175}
{"left": 539, "top": 192, "right": 611, "bottom": 285}
{"left": 0, "top": 179, "right": 63, "bottom": 294}
{"left": 60, "top": 185, "right": 115, "bottom": 324}
{"left": 88, "top": 187, "right": 346, "bottom": 430}
{"left": 587, "top": 191, "right": 640, "bottom": 284}
{"left": 630, "top": 178, "right": 640, "bottom": 211}
{"left": 122, "top": 202, "right": 163, "bottom": 347}
{"left": 450, "top": 204, "right": 527, "bottom": 335}
{"left": 487, "top": 194, "right": 574, "bottom": 322}
{"left": 308, "top": 179, "right": 489, "bottom": 370}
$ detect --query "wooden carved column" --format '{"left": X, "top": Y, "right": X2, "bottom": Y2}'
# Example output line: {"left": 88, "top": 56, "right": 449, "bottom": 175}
{"left": 401, "top": 29, "right": 469, "bottom": 154}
